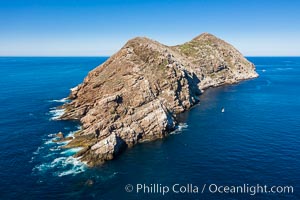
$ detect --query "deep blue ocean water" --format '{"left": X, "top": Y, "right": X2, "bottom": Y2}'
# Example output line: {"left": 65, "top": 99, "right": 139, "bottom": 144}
{"left": 0, "top": 57, "right": 299, "bottom": 200}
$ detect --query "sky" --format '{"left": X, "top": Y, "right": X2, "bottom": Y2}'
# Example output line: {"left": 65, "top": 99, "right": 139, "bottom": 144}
{"left": 0, "top": 0, "right": 300, "bottom": 56}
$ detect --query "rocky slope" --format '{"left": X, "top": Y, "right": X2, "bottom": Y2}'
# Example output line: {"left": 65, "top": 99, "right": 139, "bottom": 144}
{"left": 59, "top": 33, "right": 258, "bottom": 166}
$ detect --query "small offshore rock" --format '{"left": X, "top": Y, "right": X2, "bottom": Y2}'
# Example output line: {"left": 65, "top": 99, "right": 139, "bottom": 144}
{"left": 56, "top": 132, "right": 64, "bottom": 139}
{"left": 85, "top": 179, "right": 94, "bottom": 186}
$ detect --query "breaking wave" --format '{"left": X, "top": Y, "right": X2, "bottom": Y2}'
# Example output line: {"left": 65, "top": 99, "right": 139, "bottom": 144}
{"left": 171, "top": 123, "right": 188, "bottom": 135}
{"left": 33, "top": 156, "right": 86, "bottom": 177}
{"left": 32, "top": 127, "right": 86, "bottom": 177}
{"left": 49, "top": 108, "right": 65, "bottom": 120}
{"left": 49, "top": 97, "right": 69, "bottom": 103}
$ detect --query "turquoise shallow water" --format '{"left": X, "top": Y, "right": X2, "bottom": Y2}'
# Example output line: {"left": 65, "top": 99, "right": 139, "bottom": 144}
{"left": 0, "top": 57, "right": 299, "bottom": 199}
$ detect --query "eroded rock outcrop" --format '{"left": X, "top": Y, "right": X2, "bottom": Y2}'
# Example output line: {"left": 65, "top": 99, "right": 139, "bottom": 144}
{"left": 59, "top": 33, "right": 258, "bottom": 166}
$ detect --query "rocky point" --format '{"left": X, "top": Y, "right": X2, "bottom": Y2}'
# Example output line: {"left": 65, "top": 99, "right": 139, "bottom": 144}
{"left": 58, "top": 33, "right": 258, "bottom": 166}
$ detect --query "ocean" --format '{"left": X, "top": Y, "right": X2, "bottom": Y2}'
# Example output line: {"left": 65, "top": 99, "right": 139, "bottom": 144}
{"left": 0, "top": 57, "right": 299, "bottom": 200}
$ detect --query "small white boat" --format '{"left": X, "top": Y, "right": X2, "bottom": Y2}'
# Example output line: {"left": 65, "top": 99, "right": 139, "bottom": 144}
{"left": 221, "top": 108, "right": 225, "bottom": 113}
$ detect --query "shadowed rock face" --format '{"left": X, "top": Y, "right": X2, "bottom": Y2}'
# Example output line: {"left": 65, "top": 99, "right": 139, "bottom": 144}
{"left": 60, "top": 33, "right": 258, "bottom": 166}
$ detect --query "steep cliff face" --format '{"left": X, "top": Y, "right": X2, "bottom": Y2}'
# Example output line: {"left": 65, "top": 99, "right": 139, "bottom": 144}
{"left": 59, "top": 33, "right": 258, "bottom": 166}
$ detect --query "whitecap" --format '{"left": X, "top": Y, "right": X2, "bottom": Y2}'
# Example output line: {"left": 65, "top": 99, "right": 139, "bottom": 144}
{"left": 49, "top": 108, "right": 65, "bottom": 120}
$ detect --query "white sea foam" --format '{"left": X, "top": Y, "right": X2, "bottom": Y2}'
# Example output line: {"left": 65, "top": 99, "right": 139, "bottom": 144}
{"left": 171, "top": 123, "right": 188, "bottom": 135}
{"left": 177, "top": 123, "right": 188, "bottom": 130}
{"left": 34, "top": 129, "right": 86, "bottom": 176}
{"left": 65, "top": 130, "right": 77, "bottom": 138}
{"left": 61, "top": 147, "right": 83, "bottom": 155}
{"left": 53, "top": 156, "right": 86, "bottom": 177}
{"left": 49, "top": 108, "right": 65, "bottom": 120}
{"left": 50, "top": 97, "right": 69, "bottom": 103}
{"left": 33, "top": 156, "right": 86, "bottom": 176}
{"left": 33, "top": 146, "right": 45, "bottom": 155}
{"left": 44, "top": 139, "right": 55, "bottom": 145}
{"left": 34, "top": 163, "right": 52, "bottom": 172}
{"left": 47, "top": 133, "right": 57, "bottom": 137}
{"left": 49, "top": 147, "right": 61, "bottom": 151}
{"left": 34, "top": 126, "right": 85, "bottom": 177}
{"left": 70, "top": 86, "right": 78, "bottom": 92}
{"left": 43, "top": 153, "right": 56, "bottom": 158}
{"left": 57, "top": 140, "right": 71, "bottom": 145}
{"left": 44, "top": 136, "right": 69, "bottom": 145}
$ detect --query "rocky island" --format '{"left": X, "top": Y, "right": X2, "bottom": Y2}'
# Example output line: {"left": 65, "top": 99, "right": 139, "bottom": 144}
{"left": 59, "top": 33, "right": 258, "bottom": 166}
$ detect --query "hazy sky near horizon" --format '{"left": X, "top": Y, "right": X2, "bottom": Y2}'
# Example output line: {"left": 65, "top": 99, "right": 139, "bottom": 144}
{"left": 1, "top": 0, "right": 300, "bottom": 56}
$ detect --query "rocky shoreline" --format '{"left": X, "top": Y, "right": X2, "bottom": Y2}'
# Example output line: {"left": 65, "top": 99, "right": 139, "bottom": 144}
{"left": 56, "top": 33, "right": 258, "bottom": 167}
